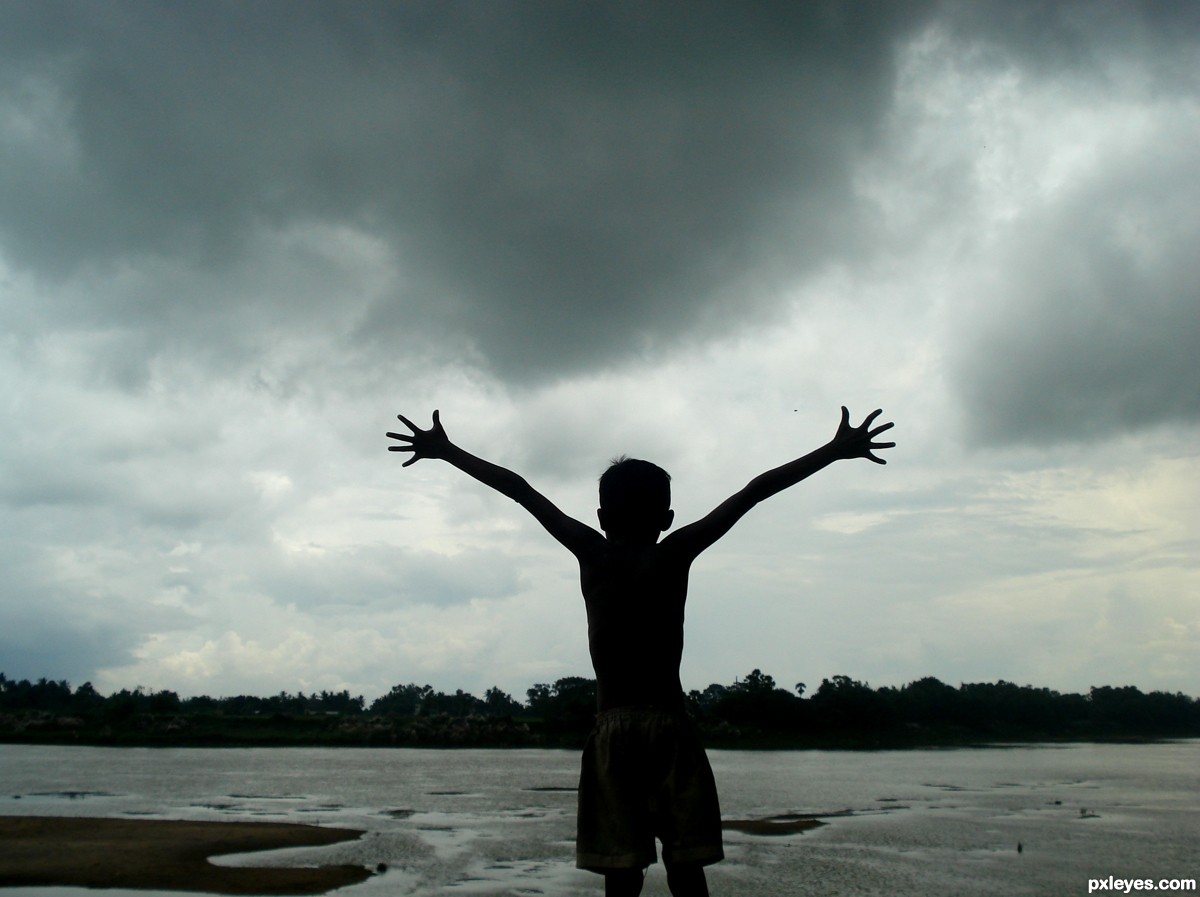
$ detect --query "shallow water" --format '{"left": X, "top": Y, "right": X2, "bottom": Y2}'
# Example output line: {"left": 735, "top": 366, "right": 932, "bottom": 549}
{"left": 2, "top": 742, "right": 1196, "bottom": 896}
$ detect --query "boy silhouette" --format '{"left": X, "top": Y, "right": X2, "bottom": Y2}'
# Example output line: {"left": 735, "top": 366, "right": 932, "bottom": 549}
{"left": 387, "top": 406, "right": 894, "bottom": 897}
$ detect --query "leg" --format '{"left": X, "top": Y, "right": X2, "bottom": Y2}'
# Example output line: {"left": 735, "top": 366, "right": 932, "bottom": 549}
{"left": 665, "top": 861, "right": 709, "bottom": 897}
{"left": 605, "top": 868, "right": 645, "bottom": 897}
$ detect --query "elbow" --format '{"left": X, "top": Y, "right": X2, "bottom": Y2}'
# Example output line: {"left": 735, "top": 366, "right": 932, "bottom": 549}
{"left": 743, "top": 478, "right": 772, "bottom": 506}
{"left": 508, "top": 474, "right": 536, "bottom": 503}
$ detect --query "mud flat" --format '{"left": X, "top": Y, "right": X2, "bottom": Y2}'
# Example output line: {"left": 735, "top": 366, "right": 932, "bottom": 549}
{"left": 0, "top": 815, "right": 370, "bottom": 894}
{"left": 722, "top": 814, "right": 826, "bottom": 835}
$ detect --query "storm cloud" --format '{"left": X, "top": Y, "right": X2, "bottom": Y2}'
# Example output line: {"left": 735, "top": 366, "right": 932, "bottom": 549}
{"left": 2, "top": 2, "right": 929, "bottom": 377}
{"left": 1, "top": 1, "right": 1197, "bottom": 699}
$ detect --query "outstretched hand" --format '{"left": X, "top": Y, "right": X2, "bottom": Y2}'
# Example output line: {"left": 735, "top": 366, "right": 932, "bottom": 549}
{"left": 387, "top": 410, "right": 451, "bottom": 467}
{"left": 829, "top": 406, "right": 895, "bottom": 464}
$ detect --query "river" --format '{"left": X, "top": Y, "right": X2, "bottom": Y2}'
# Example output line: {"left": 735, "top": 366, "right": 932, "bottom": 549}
{"left": 1, "top": 741, "right": 1196, "bottom": 896}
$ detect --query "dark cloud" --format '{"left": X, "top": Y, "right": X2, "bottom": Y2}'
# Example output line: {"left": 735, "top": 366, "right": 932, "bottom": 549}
{"left": 953, "top": 92, "right": 1200, "bottom": 446}
{"left": 938, "top": 0, "right": 1200, "bottom": 86}
{"left": 0, "top": 612, "right": 137, "bottom": 685}
{"left": 1, "top": 1, "right": 1196, "bottom": 425}
{"left": 0, "top": 539, "right": 153, "bottom": 683}
{"left": 0, "top": 1, "right": 931, "bottom": 383}
{"left": 960, "top": 261, "right": 1199, "bottom": 445}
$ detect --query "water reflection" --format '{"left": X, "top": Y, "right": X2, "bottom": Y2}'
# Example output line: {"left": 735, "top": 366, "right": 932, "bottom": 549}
{"left": 1, "top": 742, "right": 1196, "bottom": 896}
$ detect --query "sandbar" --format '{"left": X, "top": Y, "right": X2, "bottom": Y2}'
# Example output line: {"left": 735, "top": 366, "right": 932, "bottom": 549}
{"left": 0, "top": 816, "right": 371, "bottom": 894}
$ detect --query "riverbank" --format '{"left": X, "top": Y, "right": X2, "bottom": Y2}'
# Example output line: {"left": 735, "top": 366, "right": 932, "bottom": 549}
{"left": 2, "top": 743, "right": 1196, "bottom": 897}
{"left": 0, "top": 816, "right": 372, "bottom": 894}
{"left": 5, "top": 672, "right": 1197, "bottom": 749}
{"left": 4, "top": 711, "right": 1189, "bottom": 750}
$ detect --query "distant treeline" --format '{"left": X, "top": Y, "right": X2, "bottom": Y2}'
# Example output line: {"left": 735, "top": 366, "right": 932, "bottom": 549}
{"left": 2, "top": 670, "right": 1198, "bottom": 749}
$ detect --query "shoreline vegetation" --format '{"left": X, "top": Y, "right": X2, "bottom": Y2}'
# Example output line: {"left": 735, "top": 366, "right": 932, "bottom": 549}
{"left": 3, "top": 670, "right": 1198, "bottom": 750}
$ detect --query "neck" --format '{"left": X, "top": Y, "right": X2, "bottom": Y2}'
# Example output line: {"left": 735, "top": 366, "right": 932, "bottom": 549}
{"left": 605, "top": 532, "right": 659, "bottom": 547}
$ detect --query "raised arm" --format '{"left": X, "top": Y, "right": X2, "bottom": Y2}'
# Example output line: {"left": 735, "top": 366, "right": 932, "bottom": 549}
{"left": 387, "top": 410, "right": 602, "bottom": 558}
{"left": 665, "top": 407, "right": 895, "bottom": 561}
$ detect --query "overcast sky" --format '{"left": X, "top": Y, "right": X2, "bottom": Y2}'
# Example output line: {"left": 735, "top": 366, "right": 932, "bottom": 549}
{"left": 2, "top": 1, "right": 1197, "bottom": 703}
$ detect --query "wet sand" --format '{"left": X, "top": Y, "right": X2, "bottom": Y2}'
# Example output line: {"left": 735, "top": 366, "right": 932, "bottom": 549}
{"left": 0, "top": 816, "right": 371, "bottom": 894}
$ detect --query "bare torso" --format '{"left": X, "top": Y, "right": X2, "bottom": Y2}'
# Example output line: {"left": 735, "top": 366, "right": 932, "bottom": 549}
{"left": 579, "top": 540, "right": 691, "bottom": 712}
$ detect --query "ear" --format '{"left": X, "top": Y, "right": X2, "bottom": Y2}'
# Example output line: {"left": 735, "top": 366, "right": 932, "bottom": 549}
{"left": 660, "top": 509, "right": 675, "bottom": 532}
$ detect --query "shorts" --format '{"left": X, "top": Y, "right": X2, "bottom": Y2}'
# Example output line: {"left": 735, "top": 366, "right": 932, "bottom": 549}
{"left": 576, "top": 707, "right": 724, "bottom": 872}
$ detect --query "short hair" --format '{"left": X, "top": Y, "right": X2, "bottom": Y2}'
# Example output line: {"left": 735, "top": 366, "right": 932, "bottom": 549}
{"left": 598, "top": 456, "right": 671, "bottom": 534}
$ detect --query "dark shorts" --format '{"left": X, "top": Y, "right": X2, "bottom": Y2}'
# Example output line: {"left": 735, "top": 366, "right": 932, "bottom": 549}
{"left": 576, "top": 707, "right": 724, "bottom": 872}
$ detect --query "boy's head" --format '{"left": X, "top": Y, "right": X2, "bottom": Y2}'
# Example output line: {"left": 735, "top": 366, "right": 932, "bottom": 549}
{"left": 597, "top": 456, "right": 673, "bottom": 542}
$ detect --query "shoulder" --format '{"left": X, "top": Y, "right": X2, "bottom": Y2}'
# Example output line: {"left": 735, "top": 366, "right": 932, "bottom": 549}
{"left": 657, "top": 526, "right": 709, "bottom": 565}
{"left": 573, "top": 531, "right": 611, "bottom": 571}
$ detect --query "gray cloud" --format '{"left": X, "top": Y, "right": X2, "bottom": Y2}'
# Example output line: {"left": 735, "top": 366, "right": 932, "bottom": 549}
{"left": 0, "top": 609, "right": 138, "bottom": 685}
{"left": 952, "top": 92, "right": 1200, "bottom": 446}
{"left": 8, "top": 2, "right": 1196, "bottom": 410}
{"left": 1, "top": 1, "right": 931, "bottom": 384}
{"left": 939, "top": 0, "right": 1200, "bottom": 85}
{"left": 0, "top": 534, "right": 180, "bottom": 683}
{"left": 2, "top": 1, "right": 1198, "bottom": 698}
{"left": 960, "top": 223, "right": 1200, "bottom": 446}
{"left": 263, "top": 544, "right": 522, "bottom": 611}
